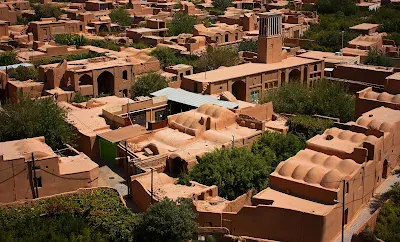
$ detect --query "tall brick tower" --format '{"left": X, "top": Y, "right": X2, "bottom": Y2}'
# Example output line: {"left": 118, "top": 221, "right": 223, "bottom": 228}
{"left": 257, "top": 12, "right": 283, "bottom": 64}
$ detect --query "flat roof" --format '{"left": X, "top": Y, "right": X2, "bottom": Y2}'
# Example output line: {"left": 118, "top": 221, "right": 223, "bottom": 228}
{"left": 350, "top": 23, "right": 379, "bottom": 31}
{"left": 151, "top": 87, "right": 239, "bottom": 109}
{"left": 184, "top": 57, "right": 319, "bottom": 83}
{"left": 0, "top": 137, "right": 56, "bottom": 161}
{"left": 98, "top": 125, "right": 150, "bottom": 143}
{"left": 387, "top": 72, "right": 400, "bottom": 81}
{"left": 253, "top": 188, "right": 335, "bottom": 216}
{"left": 298, "top": 51, "right": 358, "bottom": 64}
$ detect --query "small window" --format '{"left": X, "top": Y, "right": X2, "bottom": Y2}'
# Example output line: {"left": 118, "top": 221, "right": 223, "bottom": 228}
{"left": 34, "top": 177, "right": 42, "bottom": 188}
{"left": 225, "top": 34, "right": 229, "bottom": 42}
{"left": 155, "top": 110, "right": 166, "bottom": 122}
{"left": 314, "top": 65, "right": 318, "bottom": 72}
{"left": 123, "top": 70, "right": 128, "bottom": 80}
{"left": 186, "top": 70, "right": 191, "bottom": 75}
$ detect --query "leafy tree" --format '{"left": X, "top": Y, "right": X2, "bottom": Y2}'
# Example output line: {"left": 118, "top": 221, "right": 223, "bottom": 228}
{"left": 365, "top": 49, "right": 394, "bottom": 67}
{"left": 212, "top": 0, "right": 233, "bottom": 11}
{"left": 168, "top": 12, "right": 198, "bottom": 36}
{"left": 316, "top": 0, "right": 357, "bottom": 16}
{"left": 33, "top": 4, "right": 63, "bottom": 20}
{"left": 252, "top": 132, "right": 305, "bottom": 166}
{"left": 188, "top": 147, "right": 272, "bottom": 200}
{"left": 7, "top": 66, "right": 38, "bottom": 81}
{"left": 134, "top": 198, "right": 197, "bottom": 242}
{"left": 195, "top": 46, "right": 240, "bottom": 72}
{"left": 374, "top": 182, "right": 400, "bottom": 242}
{"left": 286, "top": 115, "right": 334, "bottom": 141}
{"left": 261, "top": 82, "right": 311, "bottom": 115}
{"left": 238, "top": 39, "right": 258, "bottom": 52}
{"left": 0, "top": 51, "right": 18, "bottom": 66}
{"left": 130, "top": 42, "right": 149, "bottom": 49}
{"left": 262, "top": 79, "right": 355, "bottom": 122}
{"left": 131, "top": 72, "right": 168, "bottom": 98}
{"left": 0, "top": 95, "right": 76, "bottom": 149}
{"left": 110, "top": 7, "right": 133, "bottom": 26}
{"left": 357, "top": 226, "right": 377, "bottom": 242}
{"left": 150, "top": 47, "right": 198, "bottom": 68}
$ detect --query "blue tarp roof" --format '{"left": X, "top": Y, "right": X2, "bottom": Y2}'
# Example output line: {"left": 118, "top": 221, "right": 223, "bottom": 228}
{"left": 151, "top": 87, "right": 239, "bottom": 109}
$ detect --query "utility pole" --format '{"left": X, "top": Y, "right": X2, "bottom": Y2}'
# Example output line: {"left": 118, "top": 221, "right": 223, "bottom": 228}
{"left": 27, "top": 155, "right": 36, "bottom": 199}
{"left": 341, "top": 180, "right": 346, "bottom": 242}
{"left": 31, "top": 153, "right": 39, "bottom": 198}
{"left": 150, "top": 167, "right": 154, "bottom": 204}
{"left": 125, "top": 140, "right": 131, "bottom": 197}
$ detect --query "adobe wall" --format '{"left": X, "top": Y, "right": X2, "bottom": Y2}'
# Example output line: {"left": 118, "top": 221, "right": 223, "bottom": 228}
{"left": 332, "top": 65, "right": 394, "bottom": 87}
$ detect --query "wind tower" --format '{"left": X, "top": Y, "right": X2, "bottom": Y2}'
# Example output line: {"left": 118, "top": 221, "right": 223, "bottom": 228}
{"left": 257, "top": 12, "right": 283, "bottom": 64}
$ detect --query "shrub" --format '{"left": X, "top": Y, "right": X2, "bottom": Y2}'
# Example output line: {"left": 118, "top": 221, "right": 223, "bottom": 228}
{"left": 134, "top": 198, "right": 197, "bottom": 242}
{"left": 32, "top": 4, "right": 63, "bottom": 20}
{"left": 0, "top": 95, "right": 76, "bottom": 150}
{"left": 110, "top": 7, "right": 133, "bottom": 26}
{"left": 131, "top": 42, "right": 149, "bottom": 49}
{"left": 365, "top": 49, "right": 394, "bottom": 67}
{"left": 0, "top": 51, "right": 19, "bottom": 66}
{"left": 168, "top": 12, "right": 198, "bottom": 36}
{"left": 0, "top": 188, "right": 138, "bottom": 242}
{"left": 238, "top": 39, "right": 258, "bottom": 52}
{"left": 150, "top": 47, "right": 198, "bottom": 68}
{"left": 189, "top": 147, "right": 272, "bottom": 200}
{"left": 53, "top": 34, "right": 121, "bottom": 51}
{"left": 72, "top": 93, "right": 92, "bottom": 103}
{"left": 252, "top": 132, "right": 305, "bottom": 166}
{"left": 7, "top": 66, "right": 38, "bottom": 81}
{"left": 194, "top": 46, "right": 240, "bottom": 72}
{"left": 32, "top": 52, "right": 105, "bottom": 66}
{"left": 130, "top": 72, "right": 168, "bottom": 98}
{"left": 262, "top": 79, "right": 355, "bottom": 122}
{"left": 286, "top": 115, "right": 334, "bottom": 141}
{"left": 212, "top": 0, "right": 233, "bottom": 11}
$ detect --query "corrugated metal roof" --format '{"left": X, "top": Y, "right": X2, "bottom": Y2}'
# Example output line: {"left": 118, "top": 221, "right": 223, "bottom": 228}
{"left": 151, "top": 87, "right": 239, "bottom": 109}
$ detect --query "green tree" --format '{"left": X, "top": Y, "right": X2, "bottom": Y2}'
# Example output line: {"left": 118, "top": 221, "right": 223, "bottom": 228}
{"left": 261, "top": 79, "right": 355, "bottom": 122}
{"left": 0, "top": 95, "right": 76, "bottom": 149}
{"left": 150, "top": 47, "right": 198, "bottom": 68}
{"left": 195, "top": 46, "right": 240, "bottom": 72}
{"left": 168, "top": 12, "right": 198, "bottom": 36}
{"left": 212, "top": 0, "right": 233, "bottom": 11}
{"left": 134, "top": 198, "right": 197, "bottom": 242}
{"left": 252, "top": 132, "right": 305, "bottom": 166}
{"left": 189, "top": 147, "right": 272, "bottom": 200}
{"left": 374, "top": 182, "right": 400, "bottom": 242}
{"left": 365, "top": 49, "right": 394, "bottom": 67}
{"left": 7, "top": 66, "right": 38, "bottom": 81}
{"left": 110, "top": 7, "right": 133, "bottom": 26}
{"left": 33, "top": 4, "right": 63, "bottom": 20}
{"left": 130, "top": 72, "right": 168, "bottom": 98}
{"left": 238, "top": 39, "right": 258, "bottom": 52}
{"left": 0, "top": 51, "right": 18, "bottom": 66}
{"left": 316, "top": 0, "right": 357, "bottom": 16}
{"left": 286, "top": 115, "right": 334, "bottom": 141}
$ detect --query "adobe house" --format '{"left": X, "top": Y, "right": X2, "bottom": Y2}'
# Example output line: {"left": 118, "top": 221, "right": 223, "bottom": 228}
{"left": 194, "top": 106, "right": 400, "bottom": 242}
{"left": 85, "top": 0, "right": 114, "bottom": 11}
{"left": 297, "top": 50, "right": 360, "bottom": 70}
{"left": 350, "top": 23, "right": 380, "bottom": 35}
{"left": 193, "top": 23, "right": 243, "bottom": 46}
{"left": 28, "top": 18, "right": 82, "bottom": 41}
{"left": 126, "top": 18, "right": 168, "bottom": 46}
{"left": 0, "top": 20, "right": 9, "bottom": 38}
{"left": 0, "top": 0, "right": 30, "bottom": 24}
{"left": 120, "top": 102, "right": 274, "bottom": 176}
{"left": 182, "top": 13, "right": 324, "bottom": 103}
{"left": 0, "top": 137, "right": 99, "bottom": 203}
{"left": 355, "top": 87, "right": 400, "bottom": 117}
{"left": 218, "top": 13, "right": 259, "bottom": 32}
{"left": 37, "top": 49, "right": 160, "bottom": 101}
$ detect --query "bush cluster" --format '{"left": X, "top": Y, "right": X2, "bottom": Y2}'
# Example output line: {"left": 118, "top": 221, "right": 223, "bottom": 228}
{"left": 32, "top": 52, "right": 105, "bottom": 66}
{"left": 0, "top": 51, "right": 19, "bottom": 66}
{"left": 130, "top": 72, "right": 169, "bottom": 98}
{"left": 7, "top": 66, "right": 38, "bottom": 81}
{"left": 286, "top": 115, "right": 334, "bottom": 141}
{"left": 53, "top": 34, "right": 121, "bottom": 51}
{"left": 261, "top": 79, "right": 355, "bottom": 122}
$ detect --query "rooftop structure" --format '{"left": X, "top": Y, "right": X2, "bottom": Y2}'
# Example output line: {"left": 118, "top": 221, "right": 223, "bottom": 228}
{"left": 0, "top": 137, "right": 99, "bottom": 203}
{"left": 355, "top": 87, "right": 400, "bottom": 117}
{"left": 350, "top": 23, "right": 380, "bottom": 35}
{"left": 298, "top": 50, "right": 360, "bottom": 69}
{"left": 193, "top": 23, "right": 243, "bottom": 46}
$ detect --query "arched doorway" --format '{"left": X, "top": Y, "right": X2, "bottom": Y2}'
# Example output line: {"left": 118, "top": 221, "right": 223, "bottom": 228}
{"left": 382, "top": 160, "right": 388, "bottom": 179}
{"left": 288, "top": 69, "right": 301, "bottom": 83}
{"left": 99, "top": 24, "right": 109, "bottom": 33}
{"left": 97, "top": 71, "right": 114, "bottom": 96}
{"left": 232, "top": 81, "right": 246, "bottom": 101}
{"left": 79, "top": 74, "right": 93, "bottom": 85}
{"left": 168, "top": 157, "right": 187, "bottom": 175}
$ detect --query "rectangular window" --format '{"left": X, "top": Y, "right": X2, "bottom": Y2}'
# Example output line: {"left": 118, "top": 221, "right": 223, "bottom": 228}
{"left": 155, "top": 110, "right": 167, "bottom": 122}
{"left": 132, "top": 113, "right": 146, "bottom": 126}
{"left": 186, "top": 70, "right": 191, "bottom": 75}
{"left": 249, "top": 90, "right": 260, "bottom": 104}
{"left": 34, "top": 177, "right": 42, "bottom": 188}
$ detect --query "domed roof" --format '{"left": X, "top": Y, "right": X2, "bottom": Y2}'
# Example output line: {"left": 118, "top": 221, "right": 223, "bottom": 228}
{"left": 350, "top": 133, "right": 366, "bottom": 143}
{"left": 338, "top": 130, "right": 353, "bottom": 140}
{"left": 277, "top": 161, "right": 297, "bottom": 176}
{"left": 325, "top": 127, "right": 341, "bottom": 136}
{"left": 377, "top": 92, "right": 393, "bottom": 102}
{"left": 379, "top": 122, "right": 392, "bottom": 132}
{"left": 304, "top": 167, "right": 326, "bottom": 184}
{"left": 356, "top": 117, "right": 372, "bottom": 127}
{"left": 320, "top": 170, "right": 342, "bottom": 189}
{"left": 364, "top": 91, "right": 379, "bottom": 100}
{"left": 291, "top": 164, "right": 312, "bottom": 180}
{"left": 392, "top": 94, "right": 400, "bottom": 104}
{"left": 323, "top": 156, "right": 341, "bottom": 169}
{"left": 368, "top": 119, "right": 382, "bottom": 130}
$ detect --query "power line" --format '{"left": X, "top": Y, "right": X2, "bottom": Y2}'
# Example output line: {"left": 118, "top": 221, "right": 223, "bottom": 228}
{"left": 0, "top": 168, "right": 27, "bottom": 185}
